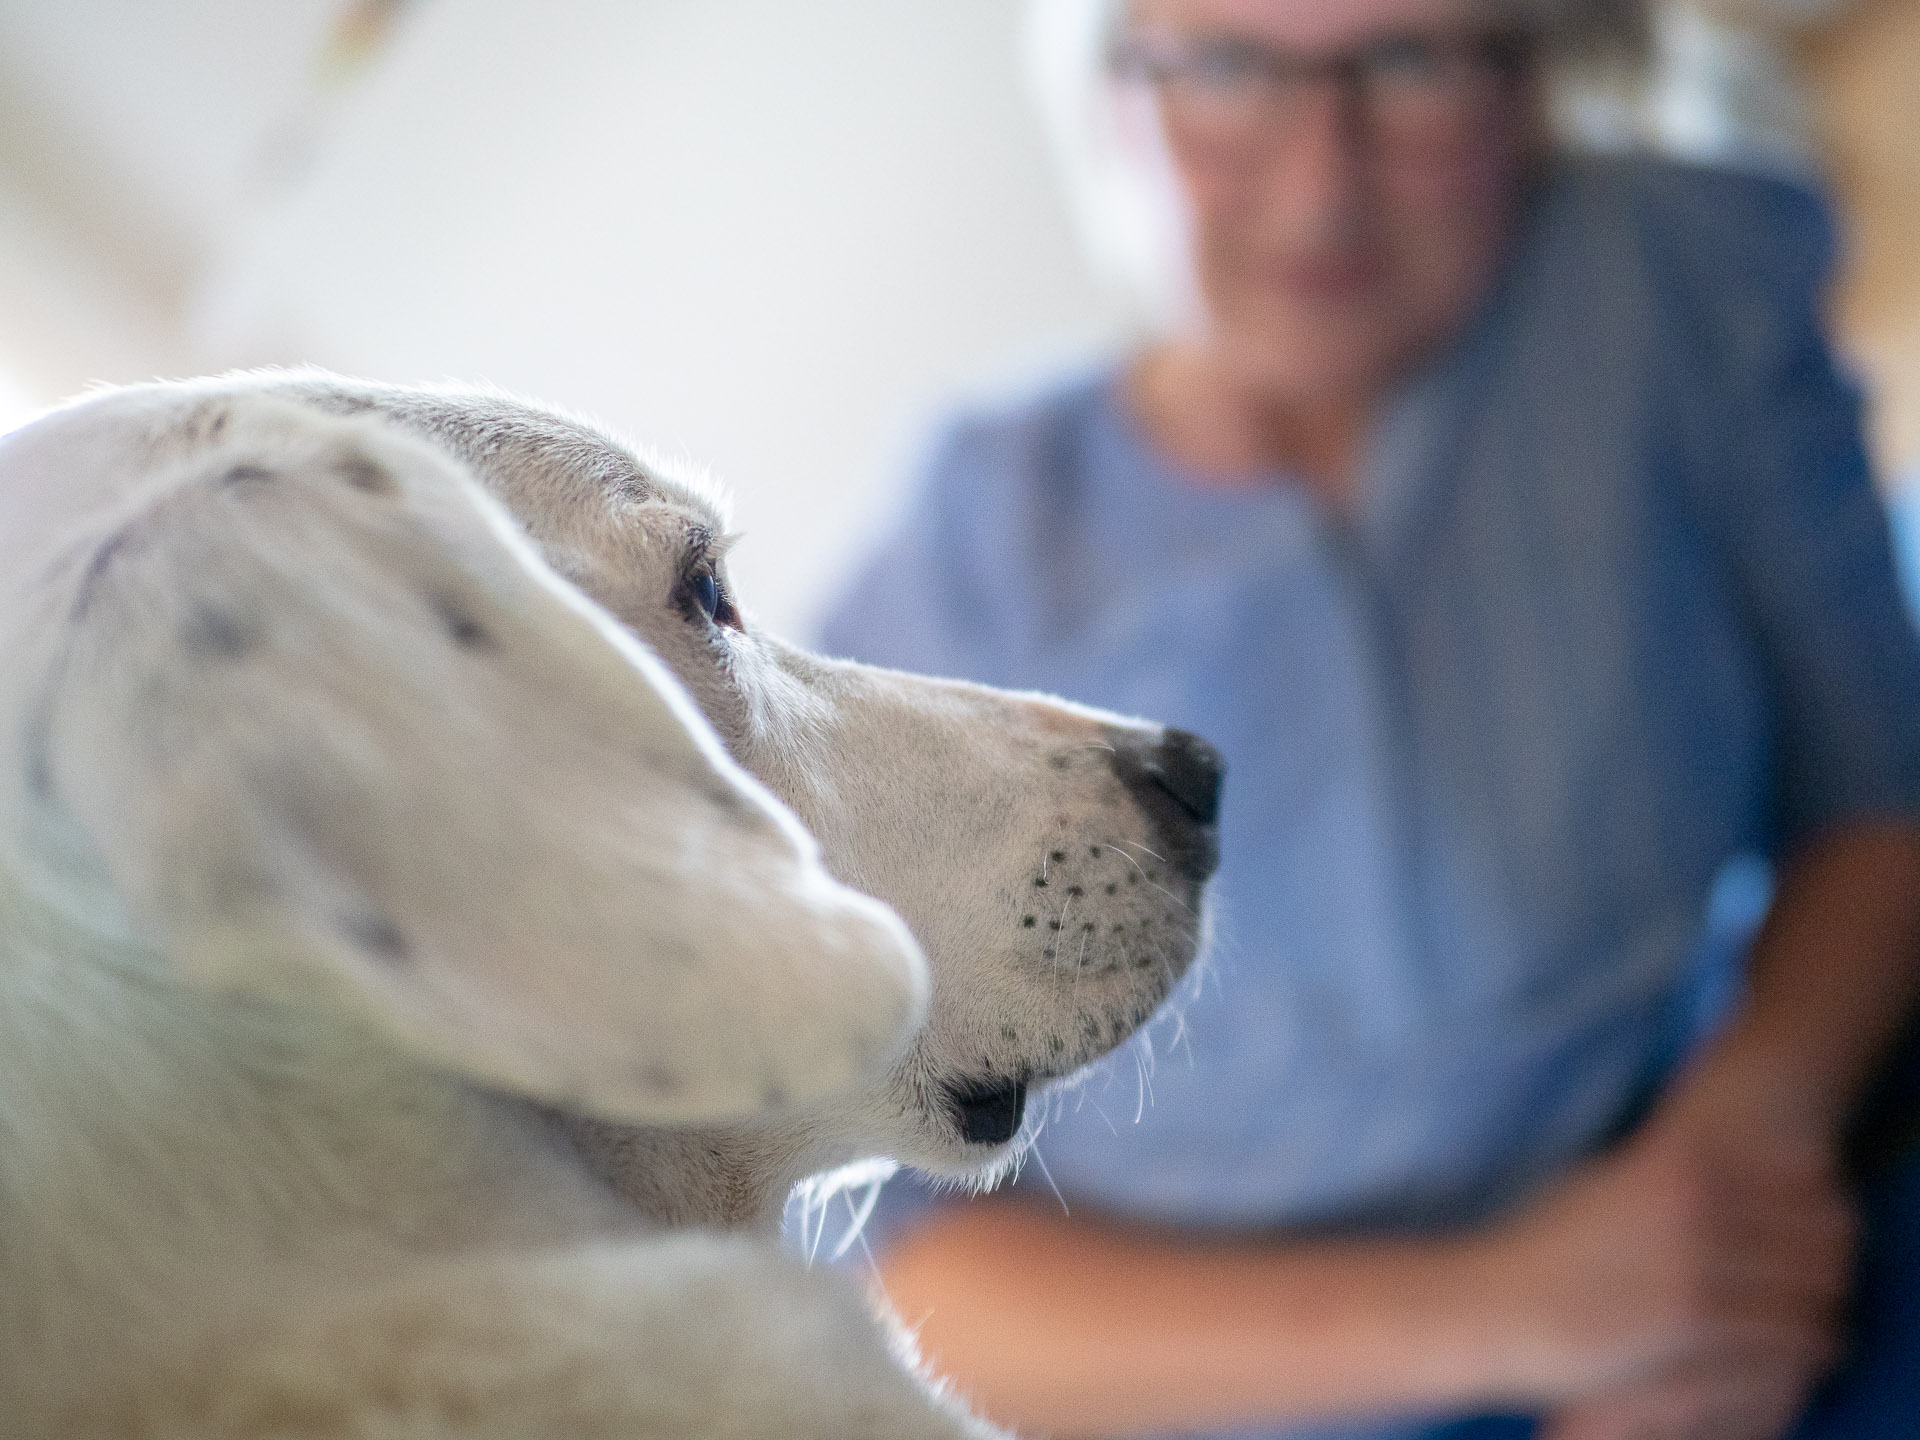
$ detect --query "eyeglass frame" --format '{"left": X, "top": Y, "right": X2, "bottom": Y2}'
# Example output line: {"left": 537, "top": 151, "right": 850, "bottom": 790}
{"left": 1105, "top": 25, "right": 1536, "bottom": 155}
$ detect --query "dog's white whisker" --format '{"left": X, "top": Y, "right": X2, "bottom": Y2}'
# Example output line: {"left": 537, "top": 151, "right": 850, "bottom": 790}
{"left": 1027, "top": 1142, "right": 1071, "bottom": 1217}
{"left": 827, "top": 1179, "right": 886, "bottom": 1264}
{"left": 1166, "top": 996, "right": 1195, "bottom": 1062}
{"left": 1110, "top": 838, "right": 1167, "bottom": 866}
{"left": 802, "top": 1191, "right": 825, "bottom": 1268}
{"left": 1103, "top": 838, "right": 1193, "bottom": 910}
{"left": 1085, "top": 1094, "right": 1121, "bottom": 1139}
{"left": 850, "top": 1220, "right": 883, "bottom": 1288}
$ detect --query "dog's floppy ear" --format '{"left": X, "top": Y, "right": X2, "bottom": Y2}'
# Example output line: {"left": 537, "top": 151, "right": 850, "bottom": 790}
{"left": 31, "top": 397, "right": 927, "bottom": 1124}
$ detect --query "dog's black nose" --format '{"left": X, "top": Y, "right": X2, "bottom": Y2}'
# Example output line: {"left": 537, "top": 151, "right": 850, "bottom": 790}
{"left": 1111, "top": 728, "right": 1224, "bottom": 882}
{"left": 1150, "top": 728, "right": 1223, "bottom": 826}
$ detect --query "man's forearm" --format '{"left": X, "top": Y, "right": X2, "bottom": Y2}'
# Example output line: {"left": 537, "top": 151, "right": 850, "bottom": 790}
{"left": 1707, "top": 819, "right": 1920, "bottom": 1134}
{"left": 880, "top": 1200, "right": 1535, "bottom": 1439}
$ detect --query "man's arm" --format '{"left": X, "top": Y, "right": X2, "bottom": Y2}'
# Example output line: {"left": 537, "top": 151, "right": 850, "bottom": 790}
{"left": 883, "top": 1198, "right": 1522, "bottom": 1439}
{"left": 1686, "top": 821, "right": 1920, "bottom": 1134}
{"left": 1540, "top": 818, "right": 1920, "bottom": 1440}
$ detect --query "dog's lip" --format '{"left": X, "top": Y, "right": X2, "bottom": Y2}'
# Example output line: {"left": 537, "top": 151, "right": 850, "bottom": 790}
{"left": 945, "top": 1078, "right": 1028, "bottom": 1145}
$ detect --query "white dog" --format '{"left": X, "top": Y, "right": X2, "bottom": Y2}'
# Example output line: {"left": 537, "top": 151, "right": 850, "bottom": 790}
{"left": 0, "top": 373, "right": 1221, "bottom": 1439}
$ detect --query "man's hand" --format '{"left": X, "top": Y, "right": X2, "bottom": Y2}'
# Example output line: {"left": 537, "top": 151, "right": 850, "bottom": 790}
{"left": 1539, "top": 1361, "right": 1826, "bottom": 1440}
{"left": 1486, "top": 1049, "right": 1857, "bottom": 1439}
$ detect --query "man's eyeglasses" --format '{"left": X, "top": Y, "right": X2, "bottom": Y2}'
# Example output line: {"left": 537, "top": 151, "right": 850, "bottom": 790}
{"left": 1107, "top": 29, "right": 1532, "bottom": 159}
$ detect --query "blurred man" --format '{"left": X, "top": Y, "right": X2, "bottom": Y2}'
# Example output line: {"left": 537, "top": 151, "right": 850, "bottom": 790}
{"left": 821, "top": 1, "right": 1920, "bottom": 1436}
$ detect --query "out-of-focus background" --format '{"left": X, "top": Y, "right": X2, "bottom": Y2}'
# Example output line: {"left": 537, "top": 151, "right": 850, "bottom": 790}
{"left": 1, "top": 0, "right": 1914, "bottom": 635}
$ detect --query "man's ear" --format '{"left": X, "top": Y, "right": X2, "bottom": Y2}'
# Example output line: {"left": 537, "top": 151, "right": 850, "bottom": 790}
{"left": 30, "top": 397, "right": 927, "bottom": 1123}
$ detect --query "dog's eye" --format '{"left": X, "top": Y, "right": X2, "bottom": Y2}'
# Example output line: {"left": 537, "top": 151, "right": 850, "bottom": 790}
{"left": 691, "top": 572, "right": 721, "bottom": 619}
{"left": 683, "top": 569, "right": 741, "bottom": 630}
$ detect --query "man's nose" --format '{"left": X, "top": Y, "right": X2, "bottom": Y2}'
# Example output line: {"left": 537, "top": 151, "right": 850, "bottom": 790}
{"left": 1267, "top": 81, "right": 1370, "bottom": 248}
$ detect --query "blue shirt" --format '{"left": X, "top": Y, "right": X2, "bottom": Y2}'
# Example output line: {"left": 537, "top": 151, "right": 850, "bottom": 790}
{"left": 817, "top": 156, "right": 1920, "bottom": 1436}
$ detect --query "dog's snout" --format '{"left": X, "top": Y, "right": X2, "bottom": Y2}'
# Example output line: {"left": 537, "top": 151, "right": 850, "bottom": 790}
{"left": 1112, "top": 728, "right": 1224, "bottom": 882}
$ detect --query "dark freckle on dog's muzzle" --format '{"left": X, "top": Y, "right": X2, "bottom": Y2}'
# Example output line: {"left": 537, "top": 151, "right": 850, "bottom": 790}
{"left": 217, "top": 463, "right": 274, "bottom": 488}
{"left": 946, "top": 1079, "right": 1027, "bottom": 1144}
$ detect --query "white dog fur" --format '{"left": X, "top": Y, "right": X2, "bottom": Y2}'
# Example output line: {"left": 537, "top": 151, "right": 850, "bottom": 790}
{"left": 0, "top": 373, "right": 1219, "bottom": 1438}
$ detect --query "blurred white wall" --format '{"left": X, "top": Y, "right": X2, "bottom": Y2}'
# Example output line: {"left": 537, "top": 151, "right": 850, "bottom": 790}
{"left": 0, "top": 1, "right": 1863, "bottom": 630}
{"left": 0, "top": 0, "right": 1128, "bottom": 635}
{"left": 0, "top": 0, "right": 342, "bottom": 392}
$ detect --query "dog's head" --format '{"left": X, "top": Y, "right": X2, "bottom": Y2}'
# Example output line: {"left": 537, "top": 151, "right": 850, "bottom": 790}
{"left": 0, "top": 374, "right": 1217, "bottom": 1202}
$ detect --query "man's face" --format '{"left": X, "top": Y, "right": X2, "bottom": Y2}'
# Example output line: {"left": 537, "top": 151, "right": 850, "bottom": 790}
{"left": 1125, "top": 0, "right": 1537, "bottom": 403}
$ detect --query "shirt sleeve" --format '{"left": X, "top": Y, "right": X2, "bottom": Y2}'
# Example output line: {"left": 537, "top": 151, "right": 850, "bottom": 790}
{"left": 1655, "top": 169, "right": 1920, "bottom": 847}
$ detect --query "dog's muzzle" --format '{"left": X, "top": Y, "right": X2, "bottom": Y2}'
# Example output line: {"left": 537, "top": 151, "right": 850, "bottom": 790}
{"left": 946, "top": 1078, "right": 1028, "bottom": 1145}
{"left": 1111, "top": 727, "right": 1224, "bottom": 884}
